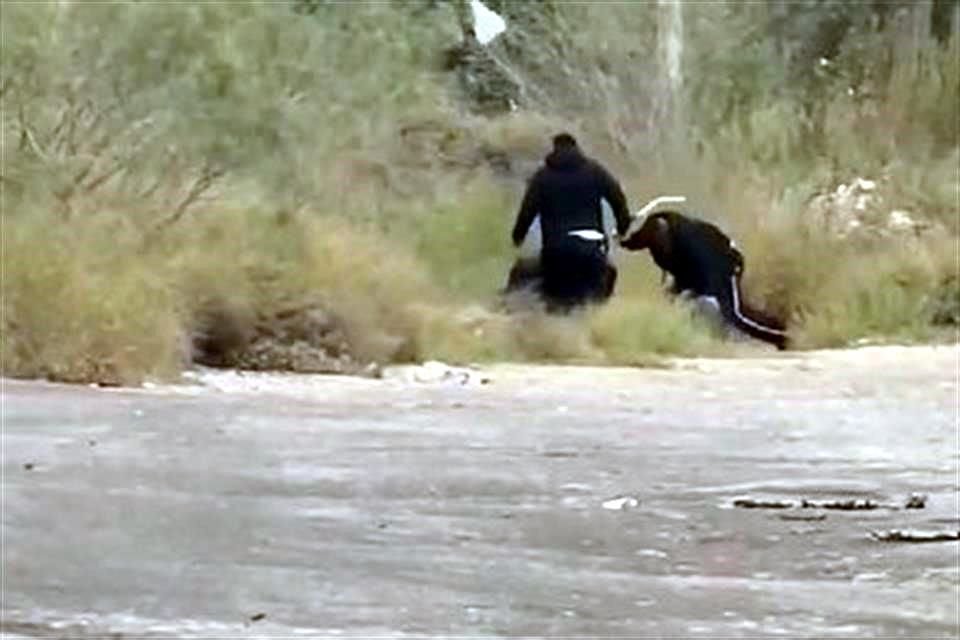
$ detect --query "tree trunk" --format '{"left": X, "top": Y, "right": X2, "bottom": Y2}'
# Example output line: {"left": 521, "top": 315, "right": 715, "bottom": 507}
{"left": 658, "top": 0, "right": 684, "bottom": 93}
{"left": 655, "top": 0, "right": 685, "bottom": 133}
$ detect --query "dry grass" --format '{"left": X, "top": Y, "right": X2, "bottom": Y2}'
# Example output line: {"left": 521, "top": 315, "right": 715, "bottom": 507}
{"left": 2, "top": 212, "right": 183, "bottom": 385}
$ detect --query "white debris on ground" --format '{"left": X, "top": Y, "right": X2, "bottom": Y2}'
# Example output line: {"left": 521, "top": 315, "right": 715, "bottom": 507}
{"left": 807, "top": 177, "right": 929, "bottom": 239}
{"left": 887, "top": 209, "right": 921, "bottom": 233}
{"left": 126, "top": 361, "right": 491, "bottom": 398}
{"left": 381, "top": 360, "right": 492, "bottom": 386}
{"left": 601, "top": 495, "right": 641, "bottom": 511}
{"left": 137, "top": 367, "right": 379, "bottom": 397}
{"left": 470, "top": 0, "right": 506, "bottom": 45}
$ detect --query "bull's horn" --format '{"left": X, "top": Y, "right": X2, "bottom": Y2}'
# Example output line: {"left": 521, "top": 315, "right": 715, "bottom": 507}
{"left": 634, "top": 195, "right": 687, "bottom": 219}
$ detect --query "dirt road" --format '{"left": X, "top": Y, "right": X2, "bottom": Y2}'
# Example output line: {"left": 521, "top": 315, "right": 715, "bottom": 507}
{"left": 3, "top": 345, "right": 958, "bottom": 638}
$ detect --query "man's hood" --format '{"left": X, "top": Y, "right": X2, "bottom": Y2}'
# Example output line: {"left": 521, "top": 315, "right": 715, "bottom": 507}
{"left": 544, "top": 146, "right": 587, "bottom": 171}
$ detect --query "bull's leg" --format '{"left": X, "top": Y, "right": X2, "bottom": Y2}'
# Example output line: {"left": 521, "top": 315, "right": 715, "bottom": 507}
{"left": 715, "top": 275, "right": 789, "bottom": 350}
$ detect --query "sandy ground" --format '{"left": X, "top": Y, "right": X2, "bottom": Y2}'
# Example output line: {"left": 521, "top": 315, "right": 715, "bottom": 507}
{"left": 2, "top": 345, "right": 958, "bottom": 638}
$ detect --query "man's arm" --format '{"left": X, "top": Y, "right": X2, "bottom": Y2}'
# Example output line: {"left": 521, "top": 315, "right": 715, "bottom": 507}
{"left": 596, "top": 164, "right": 631, "bottom": 237}
{"left": 511, "top": 173, "right": 541, "bottom": 247}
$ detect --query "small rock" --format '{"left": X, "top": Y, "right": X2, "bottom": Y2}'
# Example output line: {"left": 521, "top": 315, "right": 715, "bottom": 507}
{"left": 542, "top": 450, "right": 578, "bottom": 458}
{"left": 869, "top": 529, "right": 960, "bottom": 543}
{"left": 904, "top": 494, "right": 927, "bottom": 509}
{"left": 602, "top": 495, "right": 640, "bottom": 510}
{"left": 778, "top": 512, "right": 827, "bottom": 522}
{"left": 23, "top": 462, "right": 35, "bottom": 471}
{"left": 802, "top": 498, "right": 879, "bottom": 510}
{"left": 733, "top": 498, "right": 794, "bottom": 509}
{"left": 853, "top": 572, "right": 888, "bottom": 583}
{"left": 249, "top": 612, "right": 267, "bottom": 623}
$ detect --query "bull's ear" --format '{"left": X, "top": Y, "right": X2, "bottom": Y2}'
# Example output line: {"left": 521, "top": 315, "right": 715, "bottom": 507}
{"left": 652, "top": 215, "right": 671, "bottom": 250}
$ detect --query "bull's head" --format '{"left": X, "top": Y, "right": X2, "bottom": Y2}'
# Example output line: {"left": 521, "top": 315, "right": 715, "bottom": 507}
{"left": 620, "top": 212, "right": 674, "bottom": 254}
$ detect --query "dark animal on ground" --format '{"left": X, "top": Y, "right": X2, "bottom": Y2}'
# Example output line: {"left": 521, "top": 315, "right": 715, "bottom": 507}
{"left": 503, "top": 256, "right": 619, "bottom": 308}
{"left": 620, "top": 210, "right": 789, "bottom": 350}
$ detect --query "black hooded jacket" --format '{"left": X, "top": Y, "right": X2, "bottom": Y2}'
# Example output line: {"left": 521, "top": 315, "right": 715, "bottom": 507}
{"left": 511, "top": 145, "right": 631, "bottom": 250}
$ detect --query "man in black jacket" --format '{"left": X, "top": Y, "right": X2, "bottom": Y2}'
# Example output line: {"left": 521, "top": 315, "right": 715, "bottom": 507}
{"left": 508, "top": 133, "right": 632, "bottom": 312}
{"left": 620, "top": 210, "right": 790, "bottom": 350}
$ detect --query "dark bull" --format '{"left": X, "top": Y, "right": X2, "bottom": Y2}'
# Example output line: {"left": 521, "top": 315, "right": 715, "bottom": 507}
{"left": 620, "top": 211, "right": 789, "bottom": 350}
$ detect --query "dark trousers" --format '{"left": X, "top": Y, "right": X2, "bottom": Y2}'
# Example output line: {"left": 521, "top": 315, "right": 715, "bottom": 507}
{"left": 540, "top": 238, "right": 609, "bottom": 313}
